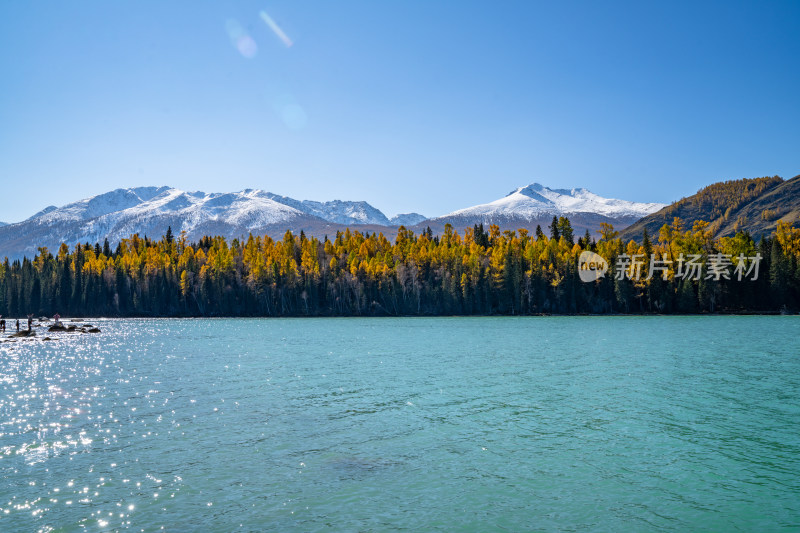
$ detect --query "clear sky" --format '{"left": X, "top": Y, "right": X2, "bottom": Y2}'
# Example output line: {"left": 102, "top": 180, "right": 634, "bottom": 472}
{"left": 1, "top": 1, "right": 798, "bottom": 223}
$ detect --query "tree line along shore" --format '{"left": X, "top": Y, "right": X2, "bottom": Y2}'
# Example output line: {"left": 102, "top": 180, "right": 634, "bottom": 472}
{"left": 1, "top": 217, "right": 799, "bottom": 317}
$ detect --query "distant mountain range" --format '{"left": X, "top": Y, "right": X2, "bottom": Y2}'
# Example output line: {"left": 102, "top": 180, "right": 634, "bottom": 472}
{"left": 620, "top": 174, "right": 800, "bottom": 242}
{"left": 2, "top": 174, "right": 797, "bottom": 261}
{"left": 0, "top": 187, "right": 424, "bottom": 260}
{"left": 0, "top": 183, "right": 662, "bottom": 260}
{"left": 425, "top": 183, "right": 665, "bottom": 237}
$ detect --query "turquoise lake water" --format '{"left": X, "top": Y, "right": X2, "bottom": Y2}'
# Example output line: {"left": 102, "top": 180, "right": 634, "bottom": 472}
{"left": 1, "top": 316, "right": 799, "bottom": 532}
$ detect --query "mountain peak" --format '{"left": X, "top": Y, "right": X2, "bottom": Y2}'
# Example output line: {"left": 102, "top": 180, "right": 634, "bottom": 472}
{"left": 26, "top": 205, "right": 58, "bottom": 221}
{"left": 513, "top": 183, "right": 593, "bottom": 199}
{"left": 27, "top": 186, "right": 173, "bottom": 224}
{"left": 0, "top": 186, "right": 425, "bottom": 259}
{"left": 390, "top": 213, "right": 427, "bottom": 226}
{"left": 0, "top": 181, "right": 667, "bottom": 260}
{"left": 440, "top": 182, "right": 665, "bottom": 224}
{"left": 512, "top": 183, "right": 556, "bottom": 201}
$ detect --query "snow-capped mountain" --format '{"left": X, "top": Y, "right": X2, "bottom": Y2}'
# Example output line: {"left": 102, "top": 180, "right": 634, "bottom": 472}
{"left": 263, "top": 193, "right": 391, "bottom": 225}
{"left": 389, "top": 213, "right": 427, "bottom": 226}
{"left": 444, "top": 183, "right": 663, "bottom": 220}
{"left": 24, "top": 187, "right": 392, "bottom": 229}
{"left": 0, "top": 182, "right": 663, "bottom": 260}
{"left": 419, "top": 183, "right": 665, "bottom": 238}
{"left": 29, "top": 187, "right": 170, "bottom": 224}
{"left": 0, "top": 187, "right": 418, "bottom": 260}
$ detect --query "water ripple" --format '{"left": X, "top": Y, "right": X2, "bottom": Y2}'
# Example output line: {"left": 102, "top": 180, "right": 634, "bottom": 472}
{"left": 0, "top": 316, "right": 798, "bottom": 531}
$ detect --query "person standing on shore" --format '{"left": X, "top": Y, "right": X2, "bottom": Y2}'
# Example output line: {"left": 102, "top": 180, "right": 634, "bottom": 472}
{"left": 27, "top": 315, "right": 33, "bottom": 331}
{"left": 16, "top": 319, "right": 20, "bottom": 332}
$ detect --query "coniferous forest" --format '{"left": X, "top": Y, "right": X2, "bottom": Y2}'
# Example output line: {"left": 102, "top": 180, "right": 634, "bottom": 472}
{"left": 1, "top": 217, "right": 799, "bottom": 318}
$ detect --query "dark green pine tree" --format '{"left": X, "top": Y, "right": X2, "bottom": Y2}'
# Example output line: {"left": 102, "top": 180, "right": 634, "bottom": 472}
{"left": 614, "top": 276, "right": 633, "bottom": 313}
{"left": 0, "top": 259, "right": 8, "bottom": 314}
{"left": 677, "top": 279, "right": 696, "bottom": 313}
{"left": 473, "top": 224, "right": 490, "bottom": 248}
{"left": 557, "top": 217, "right": 574, "bottom": 244}
{"left": 769, "top": 238, "right": 790, "bottom": 309}
{"left": 57, "top": 261, "right": 71, "bottom": 313}
{"left": 7, "top": 261, "right": 20, "bottom": 316}
{"left": 642, "top": 228, "right": 653, "bottom": 258}
{"left": 549, "top": 216, "right": 560, "bottom": 240}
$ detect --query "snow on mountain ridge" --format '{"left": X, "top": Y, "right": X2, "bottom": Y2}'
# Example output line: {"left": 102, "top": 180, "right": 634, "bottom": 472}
{"left": 25, "top": 205, "right": 58, "bottom": 221}
{"left": 97, "top": 188, "right": 307, "bottom": 234}
{"left": 28, "top": 186, "right": 397, "bottom": 230}
{"left": 444, "top": 182, "right": 665, "bottom": 220}
{"left": 0, "top": 182, "right": 669, "bottom": 260}
{"left": 25, "top": 188, "right": 311, "bottom": 249}
{"left": 17, "top": 182, "right": 660, "bottom": 239}
{"left": 32, "top": 186, "right": 171, "bottom": 224}
{"left": 390, "top": 213, "right": 427, "bottom": 226}
{"left": 10, "top": 187, "right": 403, "bottom": 251}
{"left": 263, "top": 193, "right": 391, "bottom": 225}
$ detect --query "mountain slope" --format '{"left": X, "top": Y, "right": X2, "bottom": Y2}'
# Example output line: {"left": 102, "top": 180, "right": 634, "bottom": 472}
{"left": 417, "top": 183, "right": 664, "bottom": 238}
{"left": 390, "top": 213, "right": 427, "bottom": 226}
{"left": 619, "top": 175, "right": 799, "bottom": 241}
{"left": 29, "top": 186, "right": 170, "bottom": 224}
{"left": 0, "top": 188, "right": 326, "bottom": 260}
{"left": 0, "top": 182, "right": 667, "bottom": 260}
{"left": 263, "top": 192, "right": 392, "bottom": 225}
{"left": 0, "top": 186, "right": 433, "bottom": 260}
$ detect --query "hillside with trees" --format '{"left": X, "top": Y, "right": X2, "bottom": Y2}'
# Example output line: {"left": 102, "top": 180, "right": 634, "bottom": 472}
{"left": 620, "top": 175, "right": 800, "bottom": 242}
{"left": 1, "top": 216, "right": 799, "bottom": 317}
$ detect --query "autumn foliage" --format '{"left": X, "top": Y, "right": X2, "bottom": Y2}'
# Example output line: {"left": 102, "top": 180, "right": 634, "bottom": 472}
{"left": 1, "top": 218, "right": 799, "bottom": 317}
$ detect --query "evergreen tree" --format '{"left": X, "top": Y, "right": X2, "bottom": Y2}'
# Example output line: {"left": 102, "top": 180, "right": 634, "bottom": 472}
{"left": 642, "top": 228, "right": 653, "bottom": 258}
{"left": 0, "top": 216, "right": 796, "bottom": 317}
{"left": 770, "top": 238, "right": 790, "bottom": 307}
{"left": 677, "top": 279, "right": 696, "bottom": 313}
{"left": 557, "top": 217, "right": 574, "bottom": 244}
{"left": 549, "top": 216, "right": 560, "bottom": 240}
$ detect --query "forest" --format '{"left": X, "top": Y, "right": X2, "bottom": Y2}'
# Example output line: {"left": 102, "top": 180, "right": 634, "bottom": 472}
{"left": 1, "top": 216, "right": 799, "bottom": 317}
{"left": 667, "top": 175, "right": 783, "bottom": 220}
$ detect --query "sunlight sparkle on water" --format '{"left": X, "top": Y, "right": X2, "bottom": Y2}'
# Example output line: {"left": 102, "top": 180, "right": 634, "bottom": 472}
{"left": 0, "top": 317, "right": 798, "bottom": 531}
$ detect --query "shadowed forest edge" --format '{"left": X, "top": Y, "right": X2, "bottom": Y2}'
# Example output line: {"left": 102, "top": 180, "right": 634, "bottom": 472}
{"left": 2, "top": 216, "right": 800, "bottom": 317}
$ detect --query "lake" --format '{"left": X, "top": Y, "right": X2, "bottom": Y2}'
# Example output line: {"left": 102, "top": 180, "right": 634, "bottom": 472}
{"left": 1, "top": 316, "right": 799, "bottom": 531}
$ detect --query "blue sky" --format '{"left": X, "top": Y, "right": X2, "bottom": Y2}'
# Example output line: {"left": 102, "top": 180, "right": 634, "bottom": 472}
{"left": 1, "top": 1, "right": 798, "bottom": 222}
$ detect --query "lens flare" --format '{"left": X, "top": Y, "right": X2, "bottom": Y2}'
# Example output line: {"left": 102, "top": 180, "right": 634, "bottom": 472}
{"left": 259, "top": 11, "right": 293, "bottom": 48}
{"left": 281, "top": 103, "right": 307, "bottom": 130}
{"left": 225, "top": 19, "right": 258, "bottom": 58}
{"left": 270, "top": 92, "right": 308, "bottom": 130}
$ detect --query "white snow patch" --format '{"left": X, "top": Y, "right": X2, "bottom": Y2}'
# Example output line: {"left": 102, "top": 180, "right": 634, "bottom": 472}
{"left": 442, "top": 183, "right": 665, "bottom": 220}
